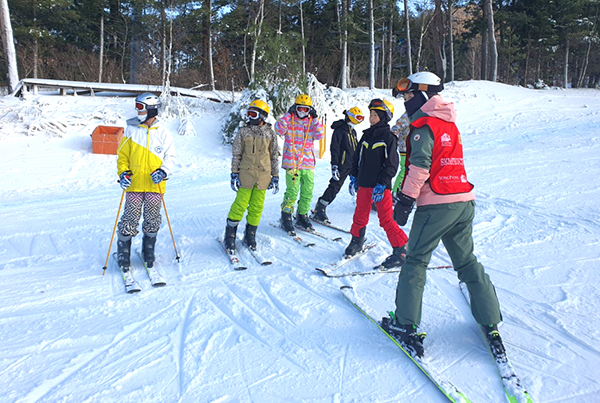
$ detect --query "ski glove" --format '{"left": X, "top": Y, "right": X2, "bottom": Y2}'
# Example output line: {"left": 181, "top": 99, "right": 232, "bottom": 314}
{"left": 349, "top": 175, "right": 358, "bottom": 196}
{"left": 372, "top": 183, "right": 386, "bottom": 203}
{"left": 151, "top": 168, "right": 167, "bottom": 184}
{"left": 331, "top": 165, "right": 340, "bottom": 181}
{"left": 268, "top": 176, "right": 279, "bottom": 194}
{"left": 119, "top": 171, "right": 133, "bottom": 189}
{"left": 230, "top": 173, "right": 241, "bottom": 192}
{"left": 393, "top": 192, "right": 416, "bottom": 226}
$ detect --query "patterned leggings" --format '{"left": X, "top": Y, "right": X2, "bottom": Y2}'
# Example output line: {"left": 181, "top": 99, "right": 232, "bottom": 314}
{"left": 118, "top": 192, "right": 162, "bottom": 236}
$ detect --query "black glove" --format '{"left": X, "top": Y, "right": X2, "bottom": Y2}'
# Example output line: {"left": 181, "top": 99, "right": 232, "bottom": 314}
{"left": 309, "top": 108, "right": 318, "bottom": 118}
{"left": 393, "top": 192, "right": 416, "bottom": 226}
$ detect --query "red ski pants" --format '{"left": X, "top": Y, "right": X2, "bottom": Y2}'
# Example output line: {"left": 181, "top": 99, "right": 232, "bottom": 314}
{"left": 351, "top": 187, "right": 408, "bottom": 248}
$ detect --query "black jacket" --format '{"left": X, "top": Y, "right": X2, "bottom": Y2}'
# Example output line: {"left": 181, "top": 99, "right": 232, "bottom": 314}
{"left": 352, "top": 121, "right": 399, "bottom": 189}
{"left": 330, "top": 119, "right": 358, "bottom": 169}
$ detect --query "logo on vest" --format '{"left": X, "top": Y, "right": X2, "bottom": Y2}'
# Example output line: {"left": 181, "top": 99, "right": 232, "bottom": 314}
{"left": 461, "top": 174, "right": 468, "bottom": 183}
{"left": 413, "top": 134, "right": 421, "bottom": 141}
{"left": 441, "top": 133, "right": 452, "bottom": 147}
{"left": 155, "top": 146, "right": 163, "bottom": 154}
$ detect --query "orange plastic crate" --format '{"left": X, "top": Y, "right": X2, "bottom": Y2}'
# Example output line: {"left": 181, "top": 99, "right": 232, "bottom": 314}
{"left": 91, "top": 126, "right": 124, "bottom": 155}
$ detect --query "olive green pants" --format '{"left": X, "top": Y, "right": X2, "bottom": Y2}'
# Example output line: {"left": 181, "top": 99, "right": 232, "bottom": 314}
{"left": 394, "top": 201, "right": 502, "bottom": 327}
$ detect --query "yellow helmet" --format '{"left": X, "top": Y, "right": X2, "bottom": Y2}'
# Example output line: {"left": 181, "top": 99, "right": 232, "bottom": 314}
{"left": 248, "top": 99, "right": 270, "bottom": 116}
{"left": 294, "top": 94, "right": 313, "bottom": 107}
{"left": 345, "top": 107, "right": 364, "bottom": 125}
{"left": 368, "top": 99, "right": 394, "bottom": 121}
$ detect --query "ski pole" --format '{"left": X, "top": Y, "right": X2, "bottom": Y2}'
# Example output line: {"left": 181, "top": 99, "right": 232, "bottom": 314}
{"left": 102, "top": 189, "right": 126, "bottom": 276}
{"left": 158, "top": 182, "right": 180, "bottom": 262}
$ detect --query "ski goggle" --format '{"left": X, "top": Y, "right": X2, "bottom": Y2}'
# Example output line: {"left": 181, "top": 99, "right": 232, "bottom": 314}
{"left": 395, "top": 78, "right": 414, "bottom": 93}
{"left": 296, "top": 105, "right": 310, "bottom": 114}
{"left": 246, "top": 110, "right": 260, "bottom": 119}
{"left": 135, "top": 102, "right": 147, "bottom": 112}
{"left": 346, "top": 110, "right": 364, "bottom": 124}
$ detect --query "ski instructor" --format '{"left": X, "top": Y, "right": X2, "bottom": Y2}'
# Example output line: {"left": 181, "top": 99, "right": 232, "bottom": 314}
{"left": 115, "top": 93, "right": 177, "bottom": 270}
{"left": 381, "top": 72, "right": 505, "bottom": 360}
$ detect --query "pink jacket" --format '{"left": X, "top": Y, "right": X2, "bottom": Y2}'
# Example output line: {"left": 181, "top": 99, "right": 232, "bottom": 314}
{"left": 274, "top": 112, "right": 324, "bottom": 170}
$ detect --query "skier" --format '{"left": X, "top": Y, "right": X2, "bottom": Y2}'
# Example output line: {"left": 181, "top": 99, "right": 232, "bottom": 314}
{"left": 116, "top": 92, "right": 176, "bottom": 269}
{"left": 382, "top": 72, "right": 504, "bottom": 359}
{"left": 224, "top": 99, "right": 279, "bottom": 253}
{"left": 275, "top": 94, "right": 325, "bottom": 235}
{"left": 312, "top": 107, "right": 364, "bottom": 223}
{"left": 391, "top": 112, "right": 410, "bottom": 193}
{"left": 345, "top": 99, "right": 409, "bottom": 268}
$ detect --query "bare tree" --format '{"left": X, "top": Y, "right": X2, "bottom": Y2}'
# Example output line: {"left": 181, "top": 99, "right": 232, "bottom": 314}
{"left": 99, "top": 12, "right": 104, "bottom": 82}
{"left": 300, "top": 0, "right": 306, "bottom": 75}
{"left": 0, "top": 0, "right": 18, "bottom": 92}
{"left": 369, "top": 0, "right": 375, "bottom": 89}
{"left": 483, "top": 0, "right": 497, "bottom": 81}
{"left": 207, "top": 0, "right": 215, "bottom": 90}
{"left": 249, "top": 0, "right": 265, "bottom": 82}
{"left": 341, "top": 0, "right": 349, "bottom": 88}
{"left": 433, "top": 0, "right": 447, "bottom": 80}
{"left": 447, "top": 0, "right": 454, "bottom": 82}
{"left": 404, "top": 0, "right": 413, "bottom": 75}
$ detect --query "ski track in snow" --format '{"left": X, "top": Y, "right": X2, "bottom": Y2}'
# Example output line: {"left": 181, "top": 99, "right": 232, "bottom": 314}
{"left": 1, "top": 82, "right": 600, "bottom": 402}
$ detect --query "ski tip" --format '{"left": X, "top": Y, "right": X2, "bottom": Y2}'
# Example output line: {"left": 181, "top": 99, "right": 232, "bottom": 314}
{"left": 234, "top": 266, "right": 248, "bottom": 271}
{"left": 340, "top": 285, "right": 353, "bottom": 290}
{"left": 261, "top": 261, "right": 272, "bottom": 266}
{"left": 127, "top": 288, "right": 142, "bottom": 294}
{"left": 315, "top": 268, "right": 327, "bottom": 276}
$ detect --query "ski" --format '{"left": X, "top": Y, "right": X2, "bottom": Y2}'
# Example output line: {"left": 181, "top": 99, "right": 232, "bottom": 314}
{"left": 340, "top": 286, "right": 470, "bottom": 402}
{"left": 135, "top": 249, "right": 167, "bottom": 287}
{"left": 309, "top": 214, "right": 352, "bottom": 234}
{"left": 112, "top": 252, "right": 142, "bottom": 294}
{"left": 459, "top": 282, "right": 533, "bottom": 403}
{"left": 243, "top": 243, "right": 272, "bottom": 266}
{"left": 269, "top": 222, "right": 315, "bottom": 247}
{"left": 294, "top": 223, "right": 342, "bottom": 242}
{"left": 315, "top": 242, "right": 377, "bottom": 276}
{"left": 319, "top": 264, "right": 453, "bottom": 278}
{"left": 217, "top": 237, "right": 248, "bottom": 271}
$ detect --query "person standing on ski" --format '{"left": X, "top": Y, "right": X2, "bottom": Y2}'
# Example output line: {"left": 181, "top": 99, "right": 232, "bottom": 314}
{"left": 382, "top": 72, "right": 504, "bottom": 360}
{"left": 312, "top": 107, "right": 364, "bottom": 224}
{"left": 224, "top": 100, "right": 279, "bottom": 253}
{"left": 345, "top": 99, "right": 409, "bottom": 269}
{"left": 116, "top": 92, "right": 176, "bottom": 269}
{"left": 275, "top": 94, "right": 324, "bottom": 235}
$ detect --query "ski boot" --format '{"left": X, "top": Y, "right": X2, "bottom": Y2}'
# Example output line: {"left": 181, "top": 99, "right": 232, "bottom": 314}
{"left": 224, "top": 219, "right": 239, "bottom": 253}
{"left": 117, "top": 233, "right": 132, "bottom": 268}
{"left": 312, "top": 199, "right": 330, "bottom": 223}
{"left": 244, "top": 224, "right": 258, "bottom": 251}
{"left": 381, "top": 316, "right": 426, "bottom": 359}
{"left": 344, "top": 227, "right": 365, "bottom": 257}
{"left": 296, "top": 213, "right": 314, "bottom": 232}
{"left": 380, "top": 245, "right": 407, "bottom": 270}
{"left": 280, "top": 211, "right": 296, "bottom": 235}
{"left": 482, "top": 324, "right": 506, "bottom": 360}
{"left": 142, "top": 231, "right": 158, "bottom": 267}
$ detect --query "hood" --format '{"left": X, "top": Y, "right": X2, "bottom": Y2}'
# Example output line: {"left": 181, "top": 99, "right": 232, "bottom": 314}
{"left": 420, "top": 95, "right": 457, "bottom": 123}
{"left": 331, "top": 119, "right": 348, "bottom": 130}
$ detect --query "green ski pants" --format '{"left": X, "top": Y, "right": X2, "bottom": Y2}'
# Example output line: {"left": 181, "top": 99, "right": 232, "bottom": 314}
{"left": 394, "top": 201, "right": 502, "bottom": 327}
{"left": 281, "top": 169, "right": 314, "bottom": 215}
{"left": 228, "top": 186, "right": 266, "bottom": 226}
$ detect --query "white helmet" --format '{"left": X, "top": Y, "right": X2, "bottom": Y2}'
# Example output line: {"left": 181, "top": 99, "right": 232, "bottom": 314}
{"left": 135, "top": 92, "right": 161, "bottom": 122}
{"left": 393, "top": 72, "right": 443, "bottom": 98}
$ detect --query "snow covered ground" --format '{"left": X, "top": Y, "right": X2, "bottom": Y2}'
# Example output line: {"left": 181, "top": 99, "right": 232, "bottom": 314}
{"left": 1, "top": 81, "right": 599, "bottom": 403}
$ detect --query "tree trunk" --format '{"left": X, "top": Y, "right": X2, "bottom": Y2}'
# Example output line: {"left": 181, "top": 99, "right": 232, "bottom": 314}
{"left": 0, "top": 0, "right": 18, "bottom": 92}
{"left": 207, "top": 0, "right": 215, "bottom": 90}
{"left": 369, "top": 0, "right": 375, "bottom": 89}
{"left": 98, "top": 13, "right": 104, "bottom": 83}
{"left": 388, "top": 12, "right": 393, "bottom": 88}
{"left": 249, "top": 0, "right": 265, "bottom": 83}
{"left": 563, "top": 39, "right": 569, "bottom": 88}
{"left": 481, "top": 5, "right": 488, "bottom": 80}
{"left": 404, "top": 0, "right": 412, "bottom": 75}
{"left": 577, "top": 38, "right": 592, "bottom": 88}
{"left": 130, "top": 2, "right": 143, "bottom": 84}
{"left": 300, "top": 0, "right": 306, "bottom": 75}
{"left": 484, "top": 0, "right": 497, "bottom": 81}
{"left": 433, "top": 0, "right": 446, "bottom": 81}
{"left": 448, "top": 0, "right": 454, "bottom": 82}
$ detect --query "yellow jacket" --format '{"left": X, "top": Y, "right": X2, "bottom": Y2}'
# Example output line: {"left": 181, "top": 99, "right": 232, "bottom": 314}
{"left": 117, "top": 119, "right": 176, "bottom": 194}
